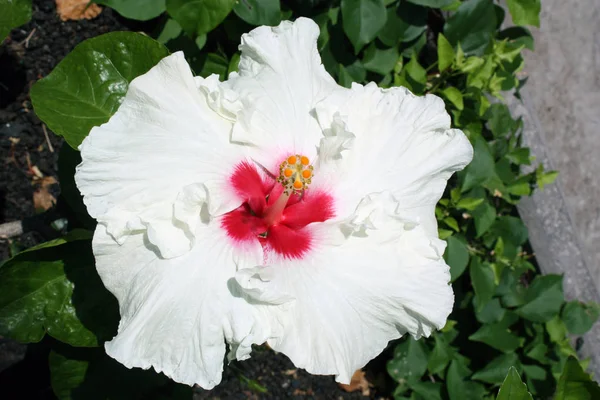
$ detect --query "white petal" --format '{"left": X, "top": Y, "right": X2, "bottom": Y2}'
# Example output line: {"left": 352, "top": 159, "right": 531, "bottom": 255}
{"left": 94, "top": 222, "right": 269, "bottom": 388}
{"left": 75, "top": 52, "right": 246, "bottom": 258}
{"left": 316, "top": 83, "right": 473, "bottom": 237}
{"left": 222, "top": 18, "right": 339, "bottom": 164}
{"left": 235, "top": 198, "right": 453, "bottom": 383}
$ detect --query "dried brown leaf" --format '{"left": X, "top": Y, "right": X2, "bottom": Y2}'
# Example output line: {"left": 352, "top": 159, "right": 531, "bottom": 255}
{"left": 33, "top": 176, "right": 58, "bottom": 212}
{"left": 338, "top": 369, "right": 371, "bottom": 396}
{"left": 56, "top": 0, "right": 102, "bottom": 21}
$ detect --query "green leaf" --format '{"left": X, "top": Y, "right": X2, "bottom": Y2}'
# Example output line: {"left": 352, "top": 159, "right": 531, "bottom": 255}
{"left": 428, "top": 334, "right": 454, "bottom": 375}
{"left": 475, "top": 298, "right": 506, "bottom": 324}
{"left": 472, "top": 352, "right": 520, "bottom": 384}
{"left": 50, "top": 344, "right": 192, "bottom": 399}
{"left": 411, "top": 382, "right": 443, "bottom": 400}
{"left": 395, "top": 52, "right": 427, "bottom": 94}
{"left": 406, "top": 0, "right": 454, "bottom": 7}
{"left": 444, "top": 216, "right": 460, "bottom": 232}
{"left": 341, "top": 0, "right": 387, "bottom": 53}
{"left": 362, "top": 43, "right": 399, "bottom": 75}
{"left": 233, "top": 0, "right": 281, "bottom": 26}
{"left": 516, "top": 274, "right": 564, "bottom": 322}
{"left": 461, "top": 134, "right": 498, "bottom": 192}
{"left": 486, "top": 103, "right": 516, "bottom": 137}
{"left": 506, "top": 148, "right": 531, "bottom": 165}
{"left": 546, "top": 315, "right": 568, "bottom": 343}
{"left": 562, "top": 301, "right": 600, "bottom": 335}
{"left": 0, "top": 232, "right": 119, "bottom": 347}
{"left": 522, "top": 364, "right": 546, "bottom": 381}
{"left": 338, "top": 64, "right": 354, "bottom": 88}
{"left": 95, "top": 0, "right": 166, "bottom": 20}
{"left": 197, "top": 52, "right": 229, "bottom": 79}
{"left": 537, "top": 170, "right": 558, "bottom": 189}
{"left": 0, "top": 0, "right": 31, "bottom": 43}
{"left": 498, "top": 27, "right": 534, "bottom": 51}
{"left": 441, "top": 86, "right": 464, "bottom": 110}
{"left": 446, "top": 358, "right": 487, "bottom": 400}
{"left": 387, "top": 337, "right": 429, "bottom": 385}
{"left": 506, "top": 0, "right": 541, "bottom": 27}
{"left": 472, "top": 199, "right": 497, "bottom": 237}
{"left": 456, "top": 197, "right": 484, "bottom": 210}
{"left": 496, "top": 367, "right": 533, "bottom": 400}
{"left": 555, "top": 356, "right": 600, "bottom": 400}
{"left": 470, "top": 257, "right": 496, "bottom": 311}
{"left": 444, "top": 0, "right": 496, "bottom": 55}
{"left": 377, "top": 1, "right": 426, "bottom": 46}
{"left": 166, "top": 0, "right": 235, "bottom": 36}
{"left": 156, "top": 18, "right": 182, "bottom": 44}
{"left": 469, "top": 323, "right": 522, "bottom": 352}
{"left": 31, "top": 32, "right": 169, "bottom": 149}
{"left": 487, "top": 216, "right": 528, "bottom": 259}
{"left": 437, "top": 33, "right": 454, "bottom": 71}
{"left": 445, "top": 235, "right": 469, "bottom": 282}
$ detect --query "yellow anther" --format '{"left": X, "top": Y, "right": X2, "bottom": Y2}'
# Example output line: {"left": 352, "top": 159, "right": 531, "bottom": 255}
{"left": 279, "top": 154, "right": 314, "bottom": 193}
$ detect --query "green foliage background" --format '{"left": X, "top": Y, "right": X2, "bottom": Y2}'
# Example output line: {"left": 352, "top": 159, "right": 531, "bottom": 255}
{"left": 1, "top": 0, "right": 599, "bottom": 398}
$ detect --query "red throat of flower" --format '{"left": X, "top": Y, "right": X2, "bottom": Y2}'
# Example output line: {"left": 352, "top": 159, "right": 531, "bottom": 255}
{"left": 221, "top": 155, "right": 334, "bottom": 260}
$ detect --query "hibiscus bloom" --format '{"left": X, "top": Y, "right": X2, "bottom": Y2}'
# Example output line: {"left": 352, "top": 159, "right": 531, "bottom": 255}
{"left": 75, "top": 18, "right": 472, "bottom": 388}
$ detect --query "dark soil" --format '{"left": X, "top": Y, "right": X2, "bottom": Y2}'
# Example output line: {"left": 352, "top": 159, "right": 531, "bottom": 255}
{"left": 0, "top": 0, "right": 129, "bottom": 260}
{"left": 0, "top": 2, "right": 385, "bottom": 399}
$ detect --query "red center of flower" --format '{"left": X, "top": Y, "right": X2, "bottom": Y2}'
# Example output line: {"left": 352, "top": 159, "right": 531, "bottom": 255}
{"left": 221, "top": 156, "right": 334, "bottom": 260}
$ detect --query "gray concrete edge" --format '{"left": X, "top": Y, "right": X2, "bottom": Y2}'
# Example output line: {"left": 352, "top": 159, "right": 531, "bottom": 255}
{"left": 506, "top": 88, "right": 600, "bottom": 378}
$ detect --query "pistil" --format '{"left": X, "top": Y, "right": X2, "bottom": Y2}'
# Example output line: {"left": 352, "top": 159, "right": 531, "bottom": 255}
{"left": 262, "top": 154, "right": 314, "bottom": 227}
{"left": 262, "top": 189, "right": 291, "bottom": 226}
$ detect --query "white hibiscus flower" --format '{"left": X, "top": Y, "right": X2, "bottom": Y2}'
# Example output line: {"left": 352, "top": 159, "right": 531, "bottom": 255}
{"left": 75, "top": 17, "right": 473, "bottom": 388}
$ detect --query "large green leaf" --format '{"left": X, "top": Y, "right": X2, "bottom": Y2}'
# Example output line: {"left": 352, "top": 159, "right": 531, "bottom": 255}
{"left": 378, "top": 1, "right": 427, "bottom": 46}
{"left": 472, "top": 352, "right": 520, "bottom": 384}
{"left": 427, "top": 334, "right": 454, "bottom": 375}
{"left": 405, "top": 0, "right": 454, "bottom": 7}
{"left": 166, "top": 0, "right": 235, "bottom": 36}
{"left": 461, "top": 134, "right": 498, "bottom": 192}
{"left": 437, "top": 33, "right": 454, "bottom": 71}
{"left": 362, "top": 42, "right": 399, "bottom": 75}
{"left": 341, "top": 0, "right": 387, "bottom": 53}
{"left": 446, "top": 357, "right": 487, "bottom": 400}
{"left": 444, "top": 0, "right": 496, "bottom": 55}
{"left": 506, "top": 0, "right": 540, "bottom": 27}
{"left": 94, "top": 0, "right": 166, "bottom": 20}
{"left": 486, "top": 216, "right": 528, "bottom": 259}
{"left": 50, "top": 344, "right": 192, "bottom": 399}
{"left": 469, "top": 323, "right": 522, "bottom": 352}
{"left": 470, "top": 256, "right": 495, "bottom": 310}
{"left": 516, "top": 274, "right": 564, "bottom": 322}
{"left": 472, "top": 198, "right": 497, "bottom": 237}
{"left": 475, "top": 298, "right": 506, "bottom": 324}
{"left": 561, "top": 301, "right": 600, "bottom": 335}
{"left": 0, "top": 0, "right": 31, "bottom": 43}
{"left": 388, "top": 337, "right": 429, "bottom": 390}
{"left": 31, "top": 32, "right": 169, "bottom": 149}
{"left": 445, "top": 235, "right": 469, "bottom": 281}
{"left": 233, "top": 0, "right": 281, "bottom": 26}
{"left": 0, "top": 231, "right": 119, "bottom": 347}
{"left": 497, "top": 367, "right": 533, "bottom": 400}
{"left": 555, "top": 357, "right": 600, "bottom": 400}
{"left": 411, "top": 382, "right": 443, "bottom": 400}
